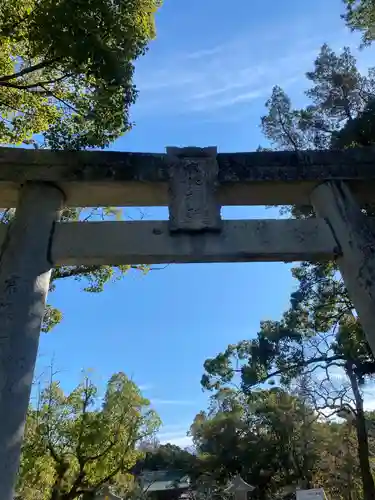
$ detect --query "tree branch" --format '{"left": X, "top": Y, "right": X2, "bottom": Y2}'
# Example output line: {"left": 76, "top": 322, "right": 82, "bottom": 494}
{"left": 51, "top": 264, "right": 139, "bottom": 281}
{"left": 0, "top": 72, "right": 73, "bottom": 90}
{"left": 276, "top": 104, "right": 300, "bottom": 151}
{"left": 250, "top": 354, "right": 344, "bottom": 385}
{"left": 76, "top": 377, "right": 92, "bottom": 468}
{"left": 0, "top": 58, "right": 61, "bottom": 83}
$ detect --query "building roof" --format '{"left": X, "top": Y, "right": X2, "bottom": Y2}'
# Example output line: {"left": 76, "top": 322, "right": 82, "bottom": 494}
{"left": 140, "top": 470, "right": 191, "bottom": 492}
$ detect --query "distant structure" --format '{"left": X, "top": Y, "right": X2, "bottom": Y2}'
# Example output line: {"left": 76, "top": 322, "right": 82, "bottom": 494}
{"left": 225, "top": 475, "right": 255, "bottom": 500}
{"left": 139, "top": 470, "right": 191, "bottom": 500}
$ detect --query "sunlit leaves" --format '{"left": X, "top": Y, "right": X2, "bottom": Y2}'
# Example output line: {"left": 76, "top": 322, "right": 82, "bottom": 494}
{"left": 261, "top": 44, "right": 375, "bottom": 156}
{"left": 190, "top": 388, "right": 330, "bottom": 496}
{"left": 343, "top": 0, "right": 375, "bottom": 45}
{"left": 202, "top": 40, "right": 375, "bottom": 411}
{"left": 17, "top": 372, "right": 161, "bottom": 499}
{"left": 0, "top": 0, "right": 161, "bottom": 147}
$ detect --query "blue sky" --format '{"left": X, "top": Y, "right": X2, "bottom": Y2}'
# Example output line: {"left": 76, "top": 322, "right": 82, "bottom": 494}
{"left": 35, "top": 0, "right": 375, "bottom": 448}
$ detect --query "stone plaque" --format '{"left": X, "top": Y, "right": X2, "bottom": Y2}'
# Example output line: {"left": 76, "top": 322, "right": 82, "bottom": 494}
{"left": 167, "top": 146, "right": 222, "bottom": 233}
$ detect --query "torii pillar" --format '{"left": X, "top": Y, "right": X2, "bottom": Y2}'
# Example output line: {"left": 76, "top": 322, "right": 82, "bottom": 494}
{"left": 311, "top": 181, "right": 375, "bottom": 355}
{"left": 0, "top": 182, "right": 65, "bottom": 500}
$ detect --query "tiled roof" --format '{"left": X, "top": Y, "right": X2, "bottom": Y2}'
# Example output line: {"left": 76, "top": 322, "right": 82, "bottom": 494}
{"left": 140, "top": 470, "right": 191, "bottom": 492}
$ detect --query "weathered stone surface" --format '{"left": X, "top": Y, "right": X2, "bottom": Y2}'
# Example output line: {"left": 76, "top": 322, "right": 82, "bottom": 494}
{"left": 0, "top": 147, "right": 375, "bottom": 183}
{"left": 0, "top": 218, "right": 339, "bottom": 266}
{"left": 0, "top": 147, "right": 375, "bottom": 207}
{"left": 0, "top": 182, "right": 64, "bottom": 500}
{"left": 0, "top": 147, "right": 170, "bottom": 183}
{"left": 217, "top": 148, "right": 375, "bottom": 182}
{"left": 167, "top": 147, "right": 221, "bottom": 232}
{"left": 311, "top": 181, "right": 375, "bottom": 356}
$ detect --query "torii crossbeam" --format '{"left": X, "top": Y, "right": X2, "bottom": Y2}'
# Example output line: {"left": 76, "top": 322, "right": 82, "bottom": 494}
{"left": 1, "top": 145, "right": 375, "bottom": 498}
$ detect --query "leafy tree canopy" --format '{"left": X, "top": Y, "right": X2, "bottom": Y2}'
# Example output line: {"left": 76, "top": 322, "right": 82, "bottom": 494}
{"left": 0, "top": 0, "right": 161, "bottom": 149}
{"left": 0, "top": 0, "right": 161, "bottom": 331}
{"left": 202, "top": 42, "right": 375, "bottom": 500}
{"left": 343, "top": 0, "right": 375, "bottom": 45}
{"left": 17, "top": 372, "right": 161, "bottom": 500}
{"left": 134, "top": 443, "right": 196, "bottom": 474}
{"left": 189, "top": 386, "right": 362, "bottom": 500}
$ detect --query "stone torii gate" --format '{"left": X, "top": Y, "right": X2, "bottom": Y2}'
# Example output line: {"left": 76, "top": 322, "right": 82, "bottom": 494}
{"left": 1, "top": 145, "right": 375, "bottom": 498}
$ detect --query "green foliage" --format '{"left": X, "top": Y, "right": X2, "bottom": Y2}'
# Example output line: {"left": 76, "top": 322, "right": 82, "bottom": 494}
{"left": 261, "top": 44, "right": 375, "bottom": 157}
{"left": 261, "top": 87, "right": 307, "bottom": 150}
{"left": 343, "top": 0, "right": 375, "bottom": 45}
{"left": 0, "top": 0, "right": 161, "bottom": 148}
{"left": 332, "top": 97, "right": 375, "bottom": 148}
{"left": 134, "top": 443, "right": 196, "bottom": 474}
{"left": 17, "top": 372, "right": 161, "bottom": 500}
{"left": 0, "top": 0, "right": 160, "bottom": 331}
{"left": 189, "top": 387, "right": 360, "bottom": 499}
{"left": 202, "top": 42, "right": 375, "bottom": 500}
{"left": 201, "top": 254, "right": 375, "bottom": 499}
{"left": 253, "top": 41, "right": 375, "bottom": 393}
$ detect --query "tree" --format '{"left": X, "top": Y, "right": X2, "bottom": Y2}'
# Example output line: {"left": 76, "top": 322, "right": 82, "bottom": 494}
{"left": 133, "top": 443, "right": 196, "bottom": 474}
{"left": 332, "top": 96, "right": 375, "bottom": 148}
{"left": 0, "top": 0, "right": 162, "bottom": 330}
{"left": 0, "top": 0, "right": 161, "bottom": 148}
{"left": 202, "top": 269, "right": 375, "bottom": 500}
{"left": 343, "top": 0, "right": 375, "bottom": 46}
{"left": 190, "top": 387, "right": 326, "bottom": 500}
{"left": 191, "top": 385, "right": 367, "bottom": 500}
{"left": 16, "top": 372, "right": 161, "bottom": 500}
{"left": 184, "top": 474, "right": 231, "bottom": 500}
{"left": 313, "top": 419, "right": 362, "bottom": 500}
{"left": 261, "top": 43, "right": 375, "bottom": 500}
{"left": 262, "top": 44, "right": 375, "bottom": 157}
{"left": 202, "top": 43, "right": 375, "bottom": 500}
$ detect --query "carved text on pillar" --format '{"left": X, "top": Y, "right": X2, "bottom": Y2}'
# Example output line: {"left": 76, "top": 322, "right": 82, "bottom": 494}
{"left": 167, "top": 146, "right": 222, "bottom": 233}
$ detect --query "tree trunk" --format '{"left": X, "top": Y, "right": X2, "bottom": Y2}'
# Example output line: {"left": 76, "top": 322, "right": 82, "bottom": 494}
{"left": 49, "top": 461, "right": 70, "bottom": 500}
{"left": 347, "top": 366, "right": 375, "bottom": 500}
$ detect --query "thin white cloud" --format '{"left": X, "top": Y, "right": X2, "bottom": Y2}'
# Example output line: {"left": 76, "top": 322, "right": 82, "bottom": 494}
{"left": 158, "top": 424, "right": 193, "bottom": 447}
{"left": 138, "top": 73, "right": 197, "bottom": 92}
{"left": 186, "top": 46, "right": 225, "bottom": 60}
{"left": 190, "top": 89, "right": 264, "bottom": 112}
{"left": 139, "top": 383, "right": 153, "bottom": 392}
{"left": 132, "top": 18, "right": 374, "bottom": 120}
{"left": 151, "top": 398, "right": 195, "bottom": 406}
{"left": 159, "top": 434, "right": 193, "bottom": 448}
